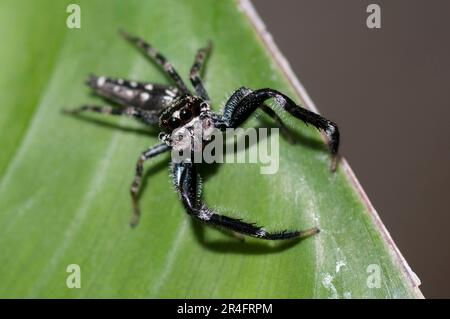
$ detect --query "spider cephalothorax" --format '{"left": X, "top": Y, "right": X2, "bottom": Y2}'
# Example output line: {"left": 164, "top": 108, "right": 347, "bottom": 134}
{"left": 159, "top": 95, "right": 204, "bottom": 132}
{"left": 158, "top": 95, "right": 215, "bottom": 153}
{"left": 65, "top": 30, "right": 340, "bottom": 241}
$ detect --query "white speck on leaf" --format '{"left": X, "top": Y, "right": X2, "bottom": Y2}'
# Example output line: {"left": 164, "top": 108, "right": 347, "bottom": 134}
{"left": 322, "top": 273, "right": 338, "bottom": 299}
{"left": 336, "top": 260, "right": 346, "bottom": 273}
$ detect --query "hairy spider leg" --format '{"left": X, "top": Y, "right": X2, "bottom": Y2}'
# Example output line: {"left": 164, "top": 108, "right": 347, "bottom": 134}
{"left": 172, "top": 162, "right": 319, "bottom": 240}
{"left": 119, "top": 29, "right": 190, "bottom": 94}
{"left": 130, "top": 143, "right": 171, "bottom": 227}
{"left": 189, "top": 41, "right": 213, "bottom": 101}
{"left": 222, "top": 87, "right": 297, "bottom": 144}
{"left": 215, "top": 87, "right": 340, "bottom": 170}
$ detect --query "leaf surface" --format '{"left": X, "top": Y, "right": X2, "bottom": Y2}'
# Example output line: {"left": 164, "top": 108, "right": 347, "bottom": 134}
{"left": 0, "top": 0, "right": 421, "bottom": 298}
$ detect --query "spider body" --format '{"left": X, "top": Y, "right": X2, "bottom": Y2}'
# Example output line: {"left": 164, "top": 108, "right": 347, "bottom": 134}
{"left": 158, "top": 95, "right": 215, "bottom": 153}
{"left": 65, "top": 30, "right": 340, "bottom": 241}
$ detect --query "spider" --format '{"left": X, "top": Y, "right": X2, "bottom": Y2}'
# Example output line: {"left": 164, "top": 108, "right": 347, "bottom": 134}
{"left": 65, "top": 30, "right": 340, "bottom": 241}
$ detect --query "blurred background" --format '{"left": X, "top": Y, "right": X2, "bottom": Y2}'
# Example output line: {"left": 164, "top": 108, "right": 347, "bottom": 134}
{"left": 254, "top": 0, "right": 450, "bottom": 298}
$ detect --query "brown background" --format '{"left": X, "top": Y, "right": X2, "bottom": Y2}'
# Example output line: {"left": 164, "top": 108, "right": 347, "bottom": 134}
{"left": 254, "top": 0, "right": 450, "bottom": 298}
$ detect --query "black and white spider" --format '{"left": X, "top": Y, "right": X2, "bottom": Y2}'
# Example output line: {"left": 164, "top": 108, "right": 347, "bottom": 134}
{"left": 65, "top": 30, "right": 340, "bottom": 241}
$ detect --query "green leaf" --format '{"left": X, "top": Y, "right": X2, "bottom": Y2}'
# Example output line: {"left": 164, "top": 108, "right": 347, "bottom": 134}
{"left": 0, "top": 0, "right": 421, "bottom": 298}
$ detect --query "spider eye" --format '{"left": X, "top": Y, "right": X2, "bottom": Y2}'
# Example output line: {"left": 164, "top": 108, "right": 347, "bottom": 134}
{"left": 179, "top": 108, "right": 192, "bottom": 121}
{"left": 168, "top": 117, "right": 181, "bottom": 129}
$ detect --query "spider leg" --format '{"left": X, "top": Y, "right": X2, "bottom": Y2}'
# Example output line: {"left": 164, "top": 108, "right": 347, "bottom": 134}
{"left": 259, "top": 103, "right": 297, "bottom": 144}
{"left": 172, "top": 162, "right": 319, "bottom": 240}
{"left": 86, "top": 74, "right": 180, "bottom": 113}
{"left": 63, "top": 104, "right": 160, "bottom": 126}
{"left": 189, "top": 41, "right": 212, "bottom": 100}
{"left": 130, "top": 143, "right": 171, "bottom": 227}
{"left": 213, "top": 88, "right": 297, "bottom": 144}
{"left": 215, "top": 87, "right": 340, "bottom": 170}
{"left": 119, "top": 30, "right": 190, "bottom": 94}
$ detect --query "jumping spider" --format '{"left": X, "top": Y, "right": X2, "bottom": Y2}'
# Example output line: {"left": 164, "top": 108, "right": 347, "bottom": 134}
{"left": 65, "top": 30, "right": 340, "bottom": 241}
